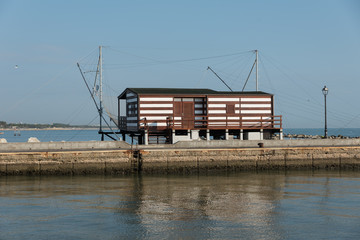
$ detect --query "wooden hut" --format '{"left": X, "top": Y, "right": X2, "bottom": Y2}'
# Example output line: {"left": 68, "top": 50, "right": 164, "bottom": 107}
{"left": 118, "top": 88, "right": 282, "bottom": 144}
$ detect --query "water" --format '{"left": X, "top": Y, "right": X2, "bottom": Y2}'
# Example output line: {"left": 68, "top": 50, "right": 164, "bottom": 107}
{"left": 0, "top": 171, "right": 360, "bottom": 240}
{"left": 1, "top": 130, "right": 360, "bottom": 239}
{"left": 0, "top": 129, "right": 100, "bottom": 142}
{"left": 1, "top": 128, "right": 360, "bottom": 143}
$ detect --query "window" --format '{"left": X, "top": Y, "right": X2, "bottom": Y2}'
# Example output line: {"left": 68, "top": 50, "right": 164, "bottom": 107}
{"left": 226, "top": 104, "right": 235, "bottom": 114}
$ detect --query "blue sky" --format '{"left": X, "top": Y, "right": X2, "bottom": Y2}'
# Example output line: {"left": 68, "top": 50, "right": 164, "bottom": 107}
{"left": 1, "top": 0, "right": 359, "bottom": 128}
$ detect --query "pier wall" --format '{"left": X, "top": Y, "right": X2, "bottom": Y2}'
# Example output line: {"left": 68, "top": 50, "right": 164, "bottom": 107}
{"left": 0, "top": 139, "right": 360, "bottom": 175}
{"left": 0, "top": 141, "right": 130, "bottom": 152}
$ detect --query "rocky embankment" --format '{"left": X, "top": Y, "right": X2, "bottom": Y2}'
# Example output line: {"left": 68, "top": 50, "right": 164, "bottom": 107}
{"left": 284, "top": 134, "right": 359, "bottom": 139}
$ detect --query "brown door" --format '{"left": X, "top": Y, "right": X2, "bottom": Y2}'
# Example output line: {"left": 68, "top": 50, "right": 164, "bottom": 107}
{"left": 174, "top": 102, "right": 182, "bottom": 116}
{"left": 183, "top": 102, "right": 194, "bottom": 129}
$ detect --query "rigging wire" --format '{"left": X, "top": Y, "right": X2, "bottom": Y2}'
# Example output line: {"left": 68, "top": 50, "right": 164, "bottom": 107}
{"left": 79, "top": 47, "right": 359, "bottom": 130}
{"left": 260, "top": 52, "right": 322, "bottom": 106}
{"left": 259, "top": 52, "right": 359, "bottom": 128}
{"left": 106, "top": 47, "right": 253, "bottom": 65}
{"left": 65, "top": 114, "right": 99, "bottom": 141}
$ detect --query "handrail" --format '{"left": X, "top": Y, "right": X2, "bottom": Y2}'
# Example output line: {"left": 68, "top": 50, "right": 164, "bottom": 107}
{"left": 138, "top": 115, "right": 282, "bottom": 130}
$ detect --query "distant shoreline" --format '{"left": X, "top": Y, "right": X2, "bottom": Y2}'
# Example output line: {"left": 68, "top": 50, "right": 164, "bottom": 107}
{"left": 0, "top": 128, "right": 99, "bottom": 131}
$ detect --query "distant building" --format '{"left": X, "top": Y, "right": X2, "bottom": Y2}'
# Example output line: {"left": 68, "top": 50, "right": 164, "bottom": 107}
{"left": 118, "top": 88, "right": 282, "bottom": 144}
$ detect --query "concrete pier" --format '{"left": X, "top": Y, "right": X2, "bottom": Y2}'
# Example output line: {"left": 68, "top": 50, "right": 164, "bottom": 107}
{"left": 0, "top": 139, "right": 360, "bottom": 175}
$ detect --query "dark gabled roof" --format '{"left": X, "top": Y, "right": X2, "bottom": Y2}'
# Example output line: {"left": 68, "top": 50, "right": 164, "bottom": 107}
{"left": 118, "top": 88, "right": 272, "bottom": 99}
{"left": 128, "top": 88, "right": 218, "bottom": 94}
{"left": 216, "top": 91, "right": 271, "bottom": 95}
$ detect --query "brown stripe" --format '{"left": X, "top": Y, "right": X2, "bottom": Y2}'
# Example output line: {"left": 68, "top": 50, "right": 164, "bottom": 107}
{"left": 139, "top": 107, "right": 173, "bottom": 111}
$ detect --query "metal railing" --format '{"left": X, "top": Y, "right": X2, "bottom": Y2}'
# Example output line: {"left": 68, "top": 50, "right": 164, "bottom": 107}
{"left": 138, "top": 115, "right": 282, "bottom": 130}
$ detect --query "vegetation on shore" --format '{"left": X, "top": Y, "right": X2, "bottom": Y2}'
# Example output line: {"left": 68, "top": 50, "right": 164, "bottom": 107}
{"left": 0, "top": 121, "right": 98, "bottom": 129}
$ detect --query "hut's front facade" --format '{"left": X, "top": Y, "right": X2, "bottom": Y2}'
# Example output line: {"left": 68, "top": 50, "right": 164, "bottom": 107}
{"left": 118, "top": 88, "right": 282, "bottom": 144}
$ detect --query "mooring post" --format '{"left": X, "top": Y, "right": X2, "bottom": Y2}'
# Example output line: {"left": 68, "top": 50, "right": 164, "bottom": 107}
{"left": 144, "top": 130, "right": 149, "bottom": 145}
{"left": 225, "top": 129, "right": 229, "bottom": 140}
{"left": 172, "top": 129, "right": 175, "bottom": 144}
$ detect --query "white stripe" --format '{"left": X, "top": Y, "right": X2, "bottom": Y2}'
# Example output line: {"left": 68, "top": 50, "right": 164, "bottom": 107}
{"left": 235, "top": 110, "right": 240, "bottom": 114}
{"left": 209, "top": 104, "right": 226, "bottom": 108}
{"left": 174, "top": 117, "right": 181, "bottom": 120}
{"left": 228, "top": 117, "right": 240, "bottom": 120}
{"left": 140, "top": 97, "right": 173, "bottom": 102}
{"left": 140, "top": 110, "right": 173, "bottom": 114}
{"left": 241, "top": 98, "right": 271, "bottom": 102}
{"left": 140, "top": 104, "right": 173, "bottom": 108}
{"left": 209, "top": 110, "right": 226, "bottom": 114}
{"left": 241, "top": 104, "right": 271, "bottom": 108}
{"left": 241, "top": 110, "right": 272, "bottom": 114}
{"left": 243, "top": 122, "right": 262, "bottom": 125}
{"left": 208, "top": 98, "right": 239, "bottom": 102}
{"left": 242, "top": 116, "right": 272, "bottom": 120}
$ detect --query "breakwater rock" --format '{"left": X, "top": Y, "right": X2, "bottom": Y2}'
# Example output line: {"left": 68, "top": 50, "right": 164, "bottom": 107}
{"left": 284, "top": 134, "right": 360, "bottom": 139}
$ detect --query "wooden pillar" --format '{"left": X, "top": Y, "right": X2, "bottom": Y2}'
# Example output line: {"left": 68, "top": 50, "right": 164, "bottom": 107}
{"left": 225, "top": 129, "right": 229, "bottom": 140}
{"left": 144, "top": 130, "right": 149, "bottom": 145}
{"left": 172, "top": 129, "right": 175, "bottom": 144}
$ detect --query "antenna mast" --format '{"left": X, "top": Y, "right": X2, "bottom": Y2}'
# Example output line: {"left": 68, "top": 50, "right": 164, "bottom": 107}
{"left": 77, "top": 46, "right": 121, "bottom": 141}
{"left": 255, "top": 49, "right": 258, "bottom": 91}
{"left": 99, "top": 46, "right": 104, "bottom": 140}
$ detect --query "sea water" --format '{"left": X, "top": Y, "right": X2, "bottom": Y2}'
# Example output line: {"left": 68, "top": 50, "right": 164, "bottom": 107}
{"left": 1, "top": 130, "right": 360, "bottom": 239}
{"left": 1, "top": 128, "right": 360, "bottom": 143}
{"left": 0, "top": 171, "right": 360, "bottom": 240}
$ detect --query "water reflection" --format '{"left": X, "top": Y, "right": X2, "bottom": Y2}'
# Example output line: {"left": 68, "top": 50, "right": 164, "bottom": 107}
{"left": 0, "top": 171, "right": 360, "bottom": 239}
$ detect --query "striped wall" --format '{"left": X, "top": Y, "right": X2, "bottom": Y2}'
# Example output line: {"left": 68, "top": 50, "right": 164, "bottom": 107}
{"left": 207, "top": 96, "right": 273, "bottom": 127}
{"left": 139, "top": 97, "right": 174, "bottom": 128}
{"left": 124, "top": 91, "right": 274, "bottom": 131}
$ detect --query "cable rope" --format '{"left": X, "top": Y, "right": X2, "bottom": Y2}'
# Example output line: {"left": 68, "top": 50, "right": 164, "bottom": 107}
{"left": 259, "top": 52, "right": 322, "bottom": 106}
{"left": 65, "top": 114, "right": 99, "bottom": 141}
{"left": 79, "top": 47, "right": 359, "bottom": 131}
{"left": 107, "top": 47, "right": 253, "bottom": 65}
{"left": 259, "top": 52, "right": 359, "bottom": 128}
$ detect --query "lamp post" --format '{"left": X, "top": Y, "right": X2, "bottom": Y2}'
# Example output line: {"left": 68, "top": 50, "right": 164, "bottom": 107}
{"left": 322, "top": 86, "right": 328, "bottom": 138}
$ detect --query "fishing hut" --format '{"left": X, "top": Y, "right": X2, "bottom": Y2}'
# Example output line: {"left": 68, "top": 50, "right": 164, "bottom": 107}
{"left": 78, "top": 47, "right": 283, "bottom": 144}
{"left": 118, "top": 88, "right": 283, "bottom": 144}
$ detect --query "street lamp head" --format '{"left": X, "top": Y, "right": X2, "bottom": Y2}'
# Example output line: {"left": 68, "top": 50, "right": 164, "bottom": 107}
{"left": 322, "top": 85, "right": 328, "bottom": 96}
